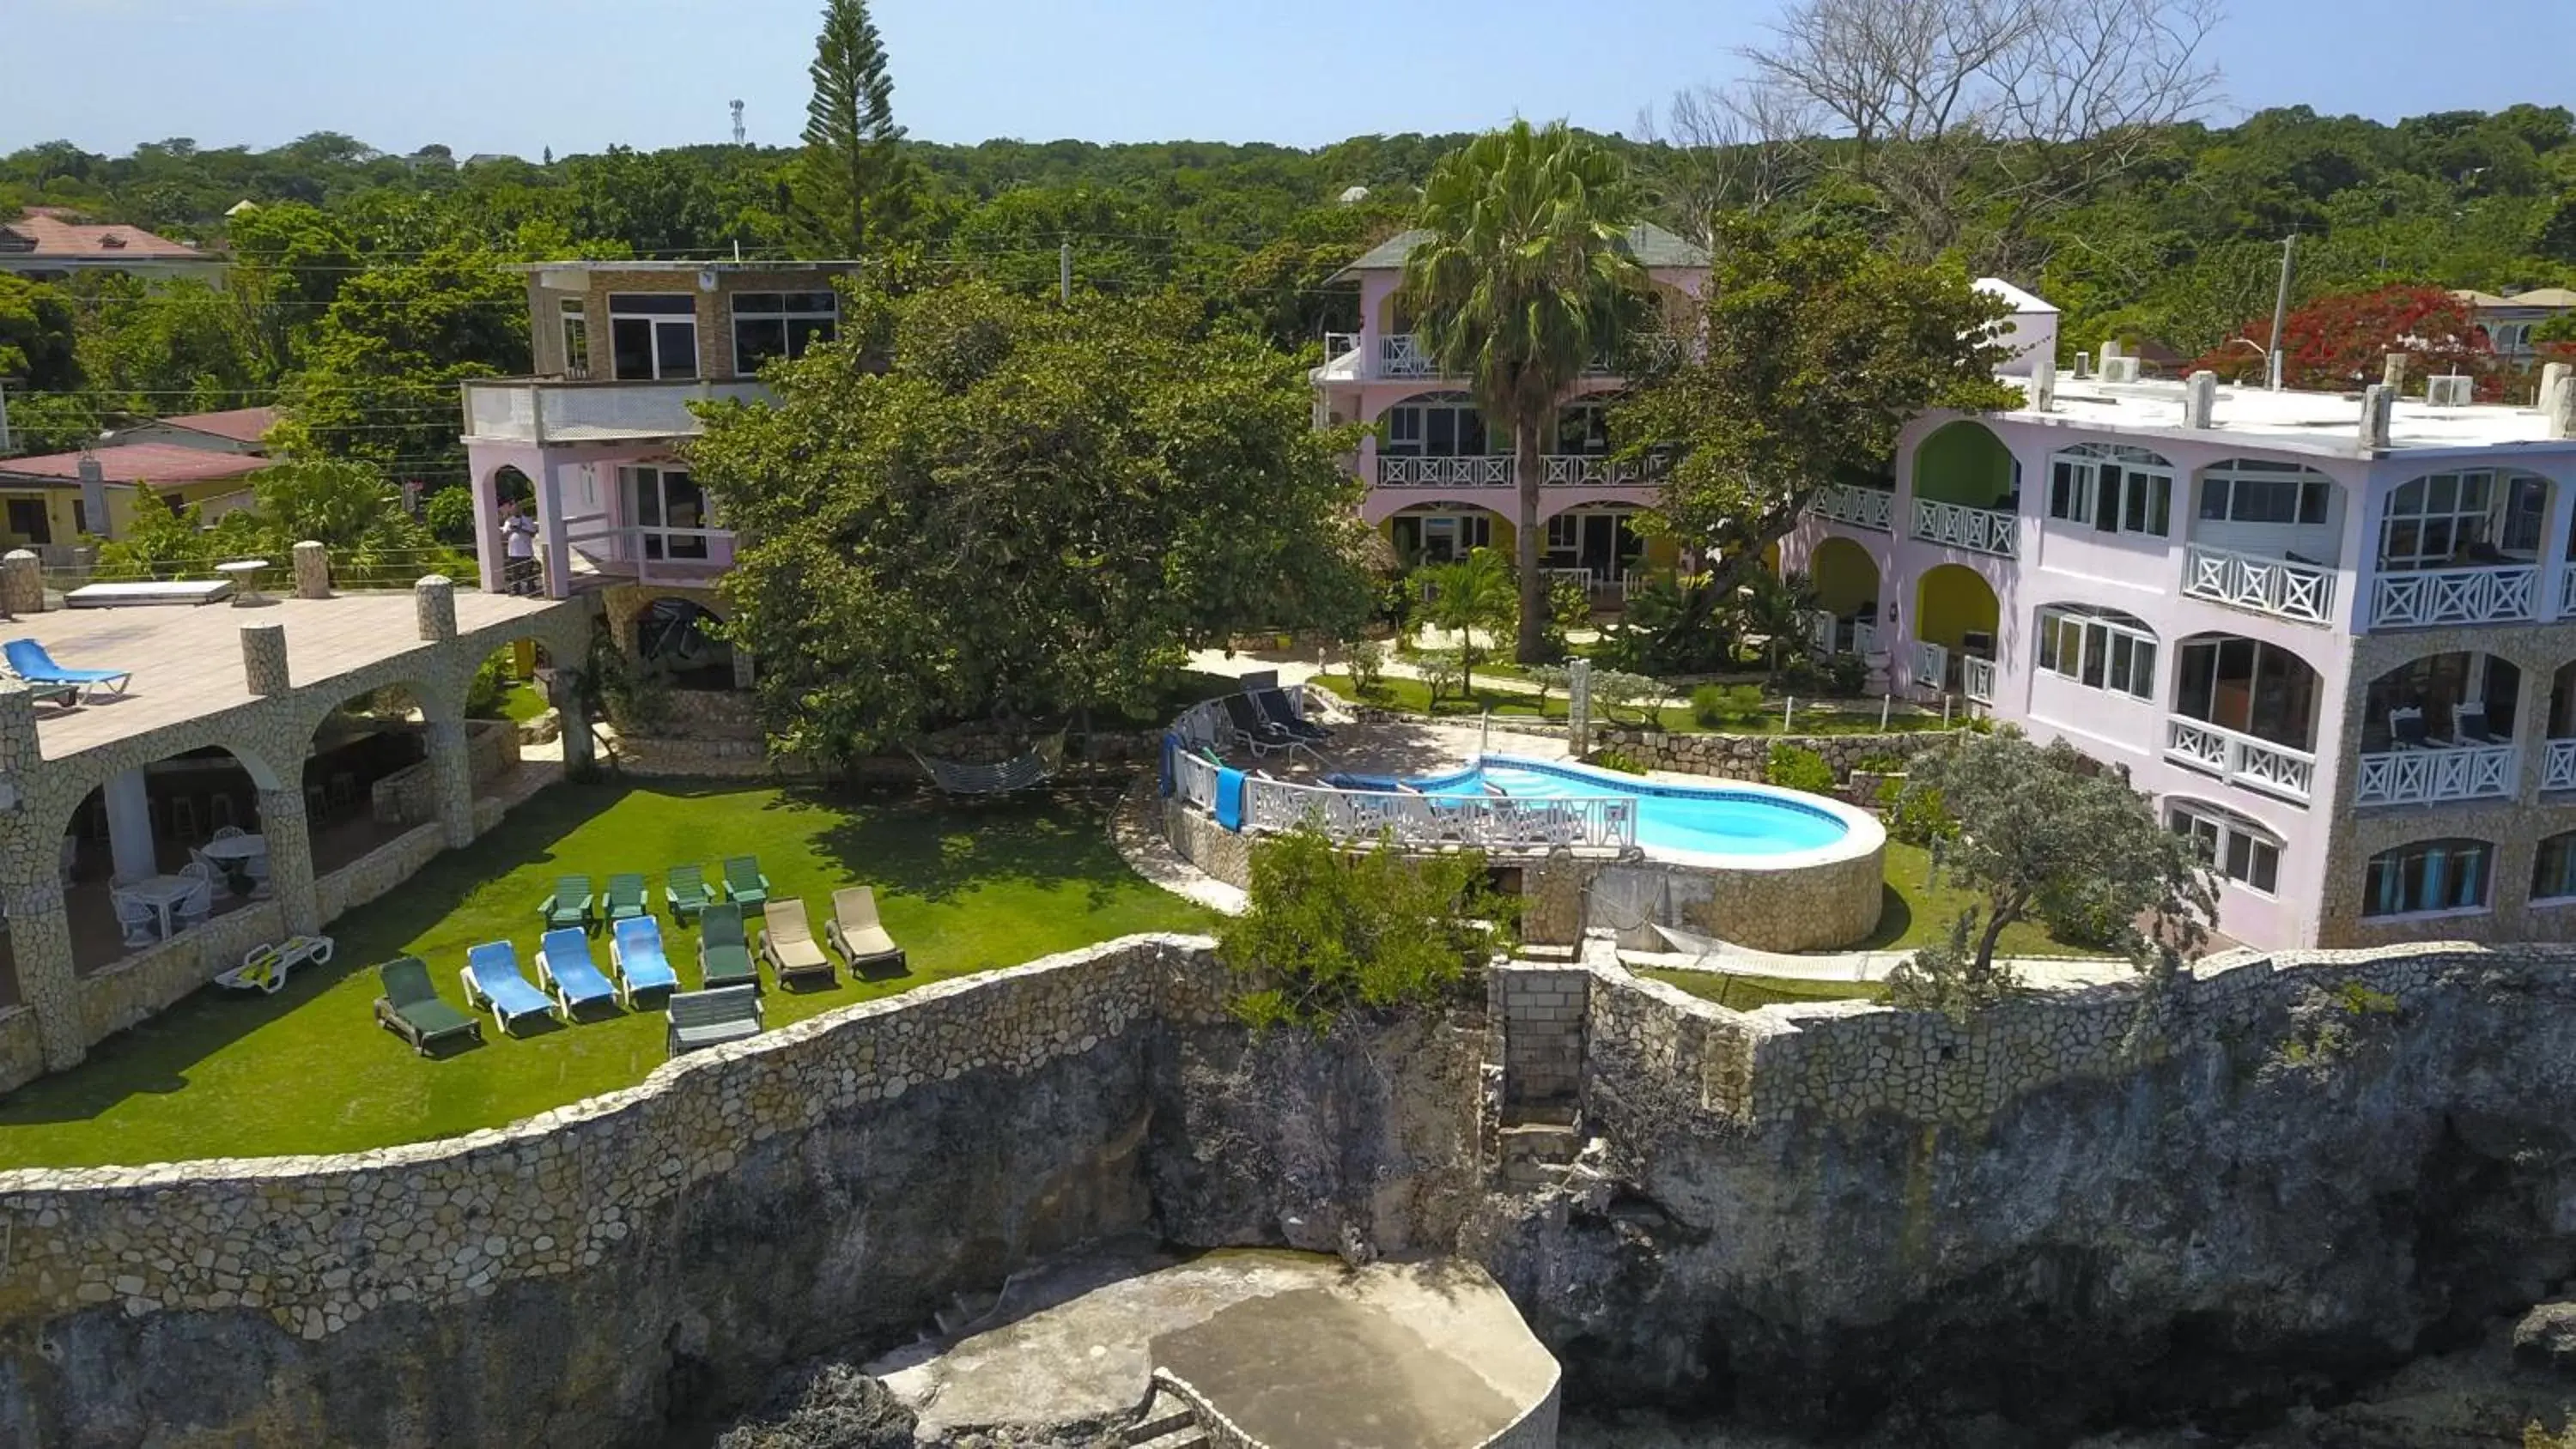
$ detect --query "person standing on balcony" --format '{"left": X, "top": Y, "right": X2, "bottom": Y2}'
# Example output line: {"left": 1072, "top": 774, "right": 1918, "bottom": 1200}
{"left": 502, "top": 505, "right": 539, "bottom": 596}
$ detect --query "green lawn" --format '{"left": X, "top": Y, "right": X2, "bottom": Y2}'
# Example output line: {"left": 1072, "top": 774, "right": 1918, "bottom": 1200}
{"left": 1640, "top": 970, "right": 1886, "bottom": 1011}
{"left": 1312, "top": 673, "right": 1948, "bottom": 737}
{"left": 499, "top": 681, "right": 550, "bottom": 723}
{"left": 0, "top": 780, "right": 1216, "bottom": 1169}
{"left": 1849, "top": 840, "right": 2113, "bottom": 958}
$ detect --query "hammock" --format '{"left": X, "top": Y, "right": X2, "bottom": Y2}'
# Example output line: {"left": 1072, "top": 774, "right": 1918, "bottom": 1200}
{"left": 907, "top": 731, "right": 1066, "bottom": 795}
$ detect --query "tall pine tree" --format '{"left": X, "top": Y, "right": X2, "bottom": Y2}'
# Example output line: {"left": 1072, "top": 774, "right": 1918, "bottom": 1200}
{"left": 794, "top": 0, "right": 914, "bottom": 256}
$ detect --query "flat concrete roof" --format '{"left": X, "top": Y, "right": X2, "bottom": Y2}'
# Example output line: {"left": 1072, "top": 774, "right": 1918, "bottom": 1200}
{"left": 2001, "top": 376, "right": 2576, "bottom": 460}
{"left": 13, "top": 591, "right": 571, "bottom": 763}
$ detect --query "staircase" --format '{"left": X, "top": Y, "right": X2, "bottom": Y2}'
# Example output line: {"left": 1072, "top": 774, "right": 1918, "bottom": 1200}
{"left": 1125, "top": 1382, "right": 1212, "bottom": 1448}
{"left": 1498, "top": 1103, "right": 1583, "bottom": 1191}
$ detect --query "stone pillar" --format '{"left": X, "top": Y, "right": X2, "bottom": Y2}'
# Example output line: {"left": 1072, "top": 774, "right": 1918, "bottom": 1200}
{"left": 241, "top": 622, "right": 289, "bottom": 697}
{"left": 1567, "top": 659, "right": 1593, "bottom": 757}
{"left": 425, "top": 715, "right": 476, "bottom": 849}
{"left": 3, "top": 875, "right": 83, "bottom": 1071}
{"left": 731, "top": 646, "right": 756, "bottom": 692}
{"left": 415, "top": 575, "right": 458, "bottom": 642}
{"left": 102, "top": 768, "right": 156, "bottom": 885}
{"left": 1, "top": 550, "right": 42, "bottom": 615}
{"left": 290, "top": 540, "right": 331, "bottom": 599}
{"left": 553, "top": 671, "right": 595, "bottom": 778}
{"left": 256, "top": 786, "right": 320, "bottom": 936}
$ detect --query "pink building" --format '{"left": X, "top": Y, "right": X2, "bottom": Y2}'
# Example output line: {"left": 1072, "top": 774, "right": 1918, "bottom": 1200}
{"left": 1311, "top": 224, "right": 1710, "bottom": 591}
{"left": 1785, "top": 348, "right": 2576, "bottom": 950}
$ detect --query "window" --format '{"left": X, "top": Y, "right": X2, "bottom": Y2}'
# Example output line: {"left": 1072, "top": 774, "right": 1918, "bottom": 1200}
{"left": 4, "top": 499, "right": 51, "bottom": 545}
{"left": 2169, "top": 803, "right": 2282, "bottom": 894}
{"left": 619, "top": 464, "right": 711, "bottom": 561}
{"left": 732, "top": 291, "right": 838, "bottom": 372}
{"left": 2379, "top": 470, "right": 2548, "bottom": 570}
{"left": 2361, "top": 652, "right": 2519, "bottom": 748}
{"left": 1546, "top": 515, "right": 1580, "bottom": 550}
{"left": 2036, "top": 605, "right": 2158, "bottom": 701}
{"left": 2047, "top": 445, "right": 2172, "bottom": 537}
{"left": 1555, "top": 403, "right": 1611, "bottom": 456}
{"left": 2199, "top": 460, "right": 2332, "bottom": 527}
{"left": 2363, "top": 838, "right": 2492, "bottom": 917}
{"left": 1382, "top": 395, "right": 1488, "bottom": 458}
{"left": 559, "top": 300, "right": 589, "bottom": 378}
{"left": 1394, "top": 511, "right": 1492, "bottom": 564}
{"left": 2174, "top": 635, "right": 2319, "bottom": 749}
{"left": 608, "top": 294, "right": 698, "bottom": 380}
{"left": 2536, "top": 833, "right": 2576, "bottom": 903}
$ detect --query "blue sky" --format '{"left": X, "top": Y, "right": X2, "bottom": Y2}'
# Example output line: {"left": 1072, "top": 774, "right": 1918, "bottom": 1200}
{"left": 6, "top": 0, "right": 2573, "bottom": 158}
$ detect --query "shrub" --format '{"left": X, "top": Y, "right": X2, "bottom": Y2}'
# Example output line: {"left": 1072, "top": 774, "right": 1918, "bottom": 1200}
{"left": 1218, "top": 824, "right": 1516, "bottom": 1032}
{"left": 1880, "top": 780, "right": 1958, "bottom": 846}
{"left": 1589, "top": 748, "right": 1648, "bottom": 775}
{"left": 1526, "top": 664, "right": 1571, "bottom": 712}
{"left": 1546, "top": 578, "right": 1593, "bottom": 653}
{"left": 1346, "top": 640, "right": 1387, "bottom": 697}
{"left": 423, "top": 486, "right": 479, "bottom": 545}
{"left": 464, "top": 651, "right": 513, "bottom": 719}
{"left": 2035, "top": 880, "right": 2135, "bottom": 949}
{"left": 1593, "top": 670, "right": 1662, "bottom": 725}
{"left": 1689, "top": 682, "right": 1765, "bottom": 729}
{"left": 1415, "top": 647, "right": 1467, "bottom": 706}
{"left": 1824, "top": 652, "right": 1869, "bottom": 697}
{"left": 1765, "top": 743, "right": 1837, "bottom": 795}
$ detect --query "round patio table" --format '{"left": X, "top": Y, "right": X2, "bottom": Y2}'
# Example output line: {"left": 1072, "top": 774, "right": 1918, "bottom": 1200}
{"left": 216, "top": 558, "right": 270, "bottom": 605}
{"left": 202, "top": 833, "right": 268, "bottom": 894}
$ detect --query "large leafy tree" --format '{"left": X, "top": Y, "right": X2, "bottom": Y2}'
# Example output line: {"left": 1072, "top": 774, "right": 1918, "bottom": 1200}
{"left": 691, "top": 280, "right": 1372, "bottom": 757}
{"left": 1616, "top": 215, "right": 2021, "bottom": 609}
{"left": 793, "top": 0, "right": 920, "bottom": 255}
{"left": 2187, "top": 284, "right": 2498, "bottom": 395}
{"left": 1400, "top": 119, "right": 1646, "bottom": 664}
{"left": 1888, "top": 731, "right": 2215, "bottom": 1016}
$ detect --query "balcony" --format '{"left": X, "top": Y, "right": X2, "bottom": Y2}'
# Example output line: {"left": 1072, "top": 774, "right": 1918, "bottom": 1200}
{"left": 1540, "top": 455, "right": 1660, "bottom": 487}
{"left": 1911, "top": 499, "right": 2018, "bottom": 558}
{"left": 2165, "top": 716, "right": 2317, "bottom": 803}
{"left": 1374, "top": 455, "right": 1663, "bottom": 490}
{"left": 1808, "top": 483, "right": 1894, "bottom": 533}
{"left": 1326, "top": 332, "right": 1674, "bottom": 383}
{"left": 1963, "top": 656, "right": 1997, "bottom": 705}
{"left": 462, "top": 378, "right": 771, "bottom": 445}
{"left": 2368, "top": 563, "right": 2537, "bottom": 630}
{"left": 2354, "top": 743, "right": 2518, "bottom": 807}
{"left": 2182, "top": 544, "right": 2336, "bottom": 627}
{"left": 2548, "top": 739, "right": 2576, "bottom": 792}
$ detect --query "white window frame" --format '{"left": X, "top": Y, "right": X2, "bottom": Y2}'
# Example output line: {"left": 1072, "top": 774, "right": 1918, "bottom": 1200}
{"left": 606, "top": 294, "right": 699, "bottom": 381}
{"left": 2198, "top": 460, "right": 2332, "bottom": 527}
{"left": 2047, "top": 444, "right": 2173, "bottom": 537}
{"left": 2168, "top": 802, "right": 2282, "bottom": 896}
{"left": 2362, "top": 837, "right": 2493, "bottom": 919}
{"left": 2536, "top": 832, "right": 2576, "bottom": 904}
{"left": 731, "top": 290, "right": 839, "bottom": 372}
{"left": 2378, "top": 470, "right": 2546, "bottom": 569}
{"left": 2035, "top": 604, "right": 2158, "bottom": 701}
{"left": 559, "top": 299, "right": 589, "bottom": 378}
{"left": 1382, "top": 394, "right": 1487, "bottom": 458}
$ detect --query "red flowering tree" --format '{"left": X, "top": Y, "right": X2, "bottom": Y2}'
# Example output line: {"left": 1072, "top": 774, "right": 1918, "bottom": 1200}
{"left": 2188, "top": 286, "right": 2500, "bottom": 397}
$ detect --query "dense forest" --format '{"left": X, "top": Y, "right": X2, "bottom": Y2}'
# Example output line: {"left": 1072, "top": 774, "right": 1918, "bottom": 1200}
{"left": 4, "top": 101, "right": 2575, "bottom": 495}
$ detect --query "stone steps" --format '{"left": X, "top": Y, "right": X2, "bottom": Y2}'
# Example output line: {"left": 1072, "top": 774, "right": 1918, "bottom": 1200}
{"left": 1126, "top": 1385, "right": 1211, "bottom": 1447}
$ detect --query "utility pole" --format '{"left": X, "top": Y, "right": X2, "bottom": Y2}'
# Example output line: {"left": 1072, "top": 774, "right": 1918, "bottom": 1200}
{"left": 1059, "top": 242, "right": 1073, "bottom": 306}
{"left": 2267, "top": 233, "right": 2298, "bottom": 391}
{"left": 0, "top": 381, "right": 12, "bottom": 457}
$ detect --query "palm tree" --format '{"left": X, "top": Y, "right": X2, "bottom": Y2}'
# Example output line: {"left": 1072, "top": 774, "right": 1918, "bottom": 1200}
{"left": 1400, "top": 120, "right": 1645, "bottom": 664}
{"left": 1420, "top": 547, "right": 1519, "bottom": 698}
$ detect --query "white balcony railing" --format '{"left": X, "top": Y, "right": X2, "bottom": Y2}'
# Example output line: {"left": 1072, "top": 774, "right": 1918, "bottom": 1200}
{"left": 1808, "top": 483, "right": 1895, "bottom": 532}
{"left": 2165, "top": 717, "right": 2317, "bottom": 803}
{"left": 1379, "top": 334, "right": 1439, "bottom": 378}
{"left": 2368, "top": 564, "right": 2538, "bottom": 629}
{"left": 1804, "top": 609, "right": 1838, "bottom": 656}
{"left": 1911, "top": 640, "right": 1948, "bottom": 690}
{"left": 1378, "top": 455, "right": 1513, "bottom": 488}
{"left": 2354, "top": 744, "right": 2518, "bottom": 807}
{"left": 1364, "top": 332, "right": 1672, "bottom": 381}
{"left": 2548, "top": 739, "right": 2576, "bottom": 792}
{"left": 1911, "top": 499, "right": 2019, "bottom": 558}
{"left": 1540, "top": 455, "right": 1656, "bottom": 487}
{"left": 2558, "top": 567, "right": 2576, "bottom": 621}
{"left": 1963, "top": 656, "right": 1997, "bottom": 705}
{"left": 2182, "top": 544, "right": 2336, "bottom": 626}
{"left": 1239, "top": 773, "right": 1637, "bottom": 852}
{"left": 462, "top": 378, "right": 771, "bottom": 444}
{"left": 1851, "top": 620, "right": 1880, "bottom": 657}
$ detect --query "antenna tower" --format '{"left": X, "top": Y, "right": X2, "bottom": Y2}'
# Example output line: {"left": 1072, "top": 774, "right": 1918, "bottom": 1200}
{"left": 730, "top": 100, "right": 746, "bottom": 146}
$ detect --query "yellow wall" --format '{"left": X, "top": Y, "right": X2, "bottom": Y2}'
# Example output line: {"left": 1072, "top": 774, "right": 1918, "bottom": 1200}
{"left": 1915, "top": 422, "right": 2015, "bottom": 508}
{"left": 1809, "top": 539, "right": 1880, "bottom": 614}
{"left": 1915, "top": 565, "right": 1999, "bottom": 648}
{"left": 1643, "top": 535, "right": 1680, "bottom": 571}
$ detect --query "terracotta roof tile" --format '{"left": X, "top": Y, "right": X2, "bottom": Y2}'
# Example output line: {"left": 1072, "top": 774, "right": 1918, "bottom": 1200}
{"left": 0, "top": 443, "right": 269, "bottom": 488}
{"left": 0, "top": 207, "right": 207, "bottom": 262}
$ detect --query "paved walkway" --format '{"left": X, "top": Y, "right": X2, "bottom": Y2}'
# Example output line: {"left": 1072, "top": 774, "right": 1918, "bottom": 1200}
{"left": 1619, "top": 941, "right": 2140, "bottom": 992}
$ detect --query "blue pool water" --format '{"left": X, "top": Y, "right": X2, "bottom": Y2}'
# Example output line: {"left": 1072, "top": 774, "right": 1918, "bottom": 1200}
{"left": 1410, "top": 757, "right": 1850, "bottom": 858}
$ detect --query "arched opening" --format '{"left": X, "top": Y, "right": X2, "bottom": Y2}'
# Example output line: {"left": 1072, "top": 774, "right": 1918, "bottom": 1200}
{"left": 2545, "top": 664, "right": 2576, "bottom": 793}
{"left": 58, "top": 744, "right": 279, "bottom": 975}
{"left": 2035, "top": 603, "right": 2159, "bottom": 702}
{"left": 489, "top": 464, "right": 541, "bottom": 596}
{"left": 304, "top": 683, "right": 439, "bottom": 875}
{"left": 2183, "top": 458, "right": 2343, "bottom": 624}
{"left": 2362, "top": 836, "right": 2494, "bottom": 919}
{"left": 1912, "top": 562, "right": 2001, "bottom": 700}
{"left": 1809, "top": 537, "right": 1883, "bottom": 654}
{"left": 1540, "top": 506, "right": 1647, "bottom": 593}
{"left": 633, "top": 597, "right": 735, "bottom": 692}
{"left": 2371, "top": 466, "right": 2552, "bottom": 627}
{"left": 2166, "top": 797, "right": 2284, "bottom": 896}
{"left": 2356, "top": 652, "right": 2520, "bottom": 806}
{"left": 2168, "top": 634, "right": 2322, "bottom": 802}
{"left": 1912, "top": 421, "right": 2017, "bottom": 510}
{"left": 1387, "top": 503, "right": 1510, "bottom": 567}
{"left": 2045, "top": 443, "right": 2174, "bottom": 539}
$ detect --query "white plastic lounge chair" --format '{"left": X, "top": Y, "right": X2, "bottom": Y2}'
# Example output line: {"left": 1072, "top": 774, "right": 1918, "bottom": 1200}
{"left": 459, "top": 941, "right": 556, "bottom": 1034}
{"left": 538, "top": 927, "right": 619, "bottom": 1016}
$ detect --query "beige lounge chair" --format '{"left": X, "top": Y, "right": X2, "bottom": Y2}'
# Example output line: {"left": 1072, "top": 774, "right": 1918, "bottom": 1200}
{"left": 756, "top": 899, "right": 836, "bottom": 988}
{"left": 826, "top": 886, "right": 908, "bottom": 976}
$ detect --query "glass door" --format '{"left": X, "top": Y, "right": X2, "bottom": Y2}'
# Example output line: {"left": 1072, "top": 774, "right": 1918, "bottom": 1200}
{"left": 621, "top": 465, "right": 711, "bottom": 562}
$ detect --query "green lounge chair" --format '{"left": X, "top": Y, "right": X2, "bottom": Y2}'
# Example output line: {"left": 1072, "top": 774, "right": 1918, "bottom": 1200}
{"left": 722, "top": 855, "right": 769, "bottom": 907}
{"left": 665, "top": 864, "right": 714, "bottom": 923}
{"left": 666, "top": 985, "right": 762, "bottom": 1058}
{"left": 697, "top": 902, "right": 759, "bottom": 990}
{"left": 603, "top": 872, "right": 648, "bottom": 924}
{"left": 373, "top": 955, "right": 483, "bottom": 1056}
{"left": 537, "top": 874, "right": 593, "bottom": 931}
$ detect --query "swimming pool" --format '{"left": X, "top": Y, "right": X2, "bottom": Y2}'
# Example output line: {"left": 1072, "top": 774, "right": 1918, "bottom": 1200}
{"left": 1409, "top": 756, "right": 1862, "bottom": 864}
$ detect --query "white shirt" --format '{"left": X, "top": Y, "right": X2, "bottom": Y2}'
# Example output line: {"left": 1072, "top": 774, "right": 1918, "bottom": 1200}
{"left": 503, "top": 516, "right": 536, "bottom": 559}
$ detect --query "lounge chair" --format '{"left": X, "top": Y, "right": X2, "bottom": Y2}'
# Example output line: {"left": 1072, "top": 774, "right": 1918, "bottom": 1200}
{"left": 697, "top": 901, "right": 759, "bottom": 990}
{"left": 610, "top": 916, "right": 680, "bottom": 1005}
{"left": 373, "top": 955, "right": 483, "bottom": 1056}
{"left": 602, "top": 872, "right": 649, "bottom": 924}
{"left": 1252, "top": 686, "right": 1331, "bottom": 742}
{"left": 459, "top": 940, "right": 556, "bottom": 1034}
{"left": 1219, "top": 693, "right": 1297, "bottom": 755}
{"left": 538, "top": 927, "right": 619, "bottom": 1016}
{"left": 757, "top": 899, "right": 837, "bottom": 988}
{"left": 666, "top": 985, "right": 762, "bottom": 1058}
{"left": 664, "top": 864, "right": 714, "bottom": 923}
{"left": 2455, "top": 702, "right": 2493, "bottom": 745}
{"left": 2388, "top": 706, "right": 2431, "bottom": 750}
{"left": 2, "top": 638, "right": 132, "bottom": 701}
{"left": 826, "top": 886, "right": 908, "bottom": 976}
{"left": 721, "top": 855, "right": 769, "bottom": 907}
{"left": 537, "top": 874, "right": 593, "bottom": 931}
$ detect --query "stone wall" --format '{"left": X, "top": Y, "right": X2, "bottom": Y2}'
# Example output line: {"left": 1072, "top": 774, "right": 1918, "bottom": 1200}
{"left": 1589, "top": 727, "right": 1950, "bottom": 789}
{"left": 0, "top": 1007, "right": 41, "bottom": 1098}
{"left": 370, "top": 720, "right": 519, "bottom": 828}
{"left": 1579, "top": 847, "right": 1887, "bottom": 953}
{"left": 1492, "top": 967, "right": 1588, "bottom": 1110}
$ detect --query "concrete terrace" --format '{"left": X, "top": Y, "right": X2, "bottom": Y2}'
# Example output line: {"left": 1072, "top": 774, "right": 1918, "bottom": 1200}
{"left": 16, "top": 591, "right": 571, "bottom": 761}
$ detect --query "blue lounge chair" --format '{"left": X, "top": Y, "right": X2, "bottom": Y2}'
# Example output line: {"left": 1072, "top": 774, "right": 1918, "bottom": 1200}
{"left": 459, "top": 941, "right": 555, "bottom": 1034}
{"left": 610, "top": 916, "right": 679, "bottom": 1006}
{"left": 3, "top": 638, "right": 132, "bottom": 701}
{"left": 538, "top": 928, "right": 618, "bottom": 1016}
